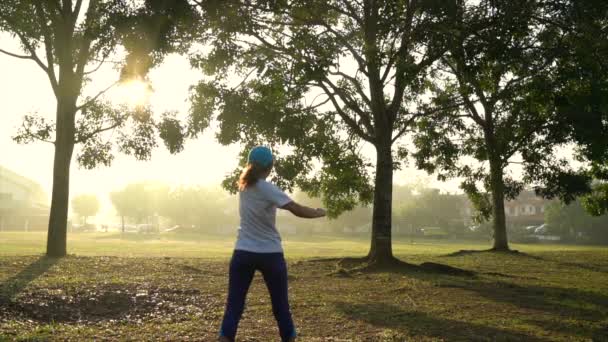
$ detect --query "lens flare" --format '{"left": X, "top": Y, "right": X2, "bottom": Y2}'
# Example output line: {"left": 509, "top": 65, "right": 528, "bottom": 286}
{"left": 116, "top": 80, "right": 151, "bottom": 108}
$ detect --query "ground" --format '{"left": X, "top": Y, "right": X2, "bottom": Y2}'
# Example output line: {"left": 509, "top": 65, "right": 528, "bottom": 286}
{"left": 0, "top": 232, "right": 607, "bottom": 341}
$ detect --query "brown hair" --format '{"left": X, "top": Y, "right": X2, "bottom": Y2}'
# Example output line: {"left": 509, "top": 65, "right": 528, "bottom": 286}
{"left": 238, "top": 162, "right": 272, "bottom": 191}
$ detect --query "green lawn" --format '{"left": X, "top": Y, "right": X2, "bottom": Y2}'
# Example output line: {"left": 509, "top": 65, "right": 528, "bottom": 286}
{"left": 0, "top": 231, "right": 601, "bottom": 258}
{"left": 1, "top": 232, "right": 607, "bottom": 341}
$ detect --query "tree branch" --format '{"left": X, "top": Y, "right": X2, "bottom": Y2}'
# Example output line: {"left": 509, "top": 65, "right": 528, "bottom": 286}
{"left": 0, "top": 48, "right": 34, "bottom": 60}
{"left": 328, "top": 70, "right": 371, "bottom": 106}
{"left": 443, "top": 57, "right": 486, "bottom": 127}
{"left": 83, "top": 55, "right": 106, "bottom": 75}
{"left": 316, "top": 81, "right": 374, "bottom": 143}
{"left": 319, "top": 75, "right": 372, "bottom": 129}
{"left": 76, "top": 81, "right": 119, "bottom": 111}
{"left": 75, "top": 0, "right": 99, "bottom": 82}
{"left": 391, "top": 99, "right": 465, "bottom": 143}
{"left": 74, "top": 120, "right": 124, "bottom": 144}
{"left": 15, "top": 120, "right": 55, "bottom": 145}
{"left": 33, "top": 2, "right": 60, "bottom": 96}
{"left": 0, "top": 16, "right": 47, "bottom": 69}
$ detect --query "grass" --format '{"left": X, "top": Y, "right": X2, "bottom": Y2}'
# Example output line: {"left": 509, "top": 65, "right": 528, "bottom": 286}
{"left": 1, "top": 232, "right": 607, "bottom": 341}
{"left": 0, "top": 231, "right": 601, "bottom": 258}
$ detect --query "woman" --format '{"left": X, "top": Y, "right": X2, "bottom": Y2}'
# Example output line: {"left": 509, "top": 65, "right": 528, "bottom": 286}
{"left": 219, "top": 146, "right": 326, "bottom": 342}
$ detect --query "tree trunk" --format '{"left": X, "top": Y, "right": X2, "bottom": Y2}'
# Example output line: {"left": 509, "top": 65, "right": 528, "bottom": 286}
{"left": 46, "top": 100, "right": 76, "bottom": 257}
{"left": 121, "top": 215, "right": 125, "bottom": 233}
{"left": 488, "top": 155, "right": 509, "bottom": 251}
{"left": 367, "top": 141, "right": 394, "bottom": 264}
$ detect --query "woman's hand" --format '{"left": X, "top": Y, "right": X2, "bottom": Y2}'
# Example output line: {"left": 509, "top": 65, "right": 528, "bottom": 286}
{"left": 315, "top": 208, "right": 327, "bottom": 218}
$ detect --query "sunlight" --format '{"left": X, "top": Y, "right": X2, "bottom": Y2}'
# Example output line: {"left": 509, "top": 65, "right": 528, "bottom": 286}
{"left": 115, "top": 79, "right": 151, "bottom": 108}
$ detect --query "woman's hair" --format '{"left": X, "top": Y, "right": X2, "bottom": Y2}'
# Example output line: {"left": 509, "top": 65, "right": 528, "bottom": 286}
{"left": 238, "top": 162, "right": 272, "bottom": 191}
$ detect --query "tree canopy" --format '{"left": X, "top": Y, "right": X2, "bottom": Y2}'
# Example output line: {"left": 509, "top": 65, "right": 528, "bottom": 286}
{"left": 190, "top": 0, "right": 459, "bottom": 264}
{"left": 0, "top": 0, "right": 201, "bottom": 256}
{"left": 71, "top": 193, "right": 100, "bottom": 224}
{"left": 411, "top": 0, "right": 596, "bottom": 250}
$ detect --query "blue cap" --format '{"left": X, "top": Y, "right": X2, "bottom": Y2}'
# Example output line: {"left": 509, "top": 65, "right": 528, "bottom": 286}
{"left": 248, "top": 146, "right": 273, "bottom": 168}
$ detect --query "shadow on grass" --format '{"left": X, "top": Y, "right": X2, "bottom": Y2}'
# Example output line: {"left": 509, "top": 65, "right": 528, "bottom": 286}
{"left": 0, "top": 256, "right": 59, "bottom": 300}
{"left": 466, "top": 280, "right": 608, "bottom": 340}
{"left": 525, "top": 318, "right": 608, "bottom": 341}
{"left": 444, "top": 249, "right": 608, "bottom": 274}
{"left": 334, "top": 302, "right": 548, "bottom": 341}
{"left": 443, "top": 248, "right": 522, "bottom": 257}
{"left": 517, "top": 252, "right": 608, "bottom": 274}
{"left": 438, "top": 280, "right": 608, "bottom": 321}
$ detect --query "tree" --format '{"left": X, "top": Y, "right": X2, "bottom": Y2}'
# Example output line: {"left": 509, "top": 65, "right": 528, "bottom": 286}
{"left": 191, "top": 0, "right": 457, "bottom": 265}
{"left": 158, "top": 185, "right": 235, "bottom": 231}
{"left": 0, "top": 1, "right": 199, "bottom": 256}
{"left": 71, "top": 194, "right": 100, "bottom": 225}
{"left": 413, "top": 0, "right": 578, "bottom": 251}
{"left": 110, "top": 182, "right": 164, "bottom": 231}
{"left": 547, "top": 0, "right": 608, "bottom": 215}
{"left": 395, "top": 188, "right": 466, "bottom": 236}
{"left": 545, "top": 199, "right": 608, "bottom": 244}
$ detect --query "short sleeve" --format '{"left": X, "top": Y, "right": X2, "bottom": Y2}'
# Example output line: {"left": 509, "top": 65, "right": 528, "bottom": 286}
{"left": 260, "top": 181, "right": 292, "bottom": 207}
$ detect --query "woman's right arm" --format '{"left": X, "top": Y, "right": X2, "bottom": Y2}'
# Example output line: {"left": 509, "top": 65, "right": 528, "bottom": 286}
{"left": 281, "top": 201, "right": 326, "bottom": 218}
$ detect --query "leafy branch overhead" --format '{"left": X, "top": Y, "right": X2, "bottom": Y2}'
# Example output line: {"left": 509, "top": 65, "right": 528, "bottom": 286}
{"left": 189, "top": 0, "right": 460, "bottom": 217}
{"left": 0, "top": 0, "right": 200, "bottom": 170}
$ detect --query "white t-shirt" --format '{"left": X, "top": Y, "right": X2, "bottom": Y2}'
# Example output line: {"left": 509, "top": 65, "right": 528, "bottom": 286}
{"left": 234, "top": 179, "right": 292, "bottom": 253}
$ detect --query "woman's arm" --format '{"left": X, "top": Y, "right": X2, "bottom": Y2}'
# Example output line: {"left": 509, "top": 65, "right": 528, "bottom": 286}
{"left": 281, "top": 201, "right": 326, "bottom": 218}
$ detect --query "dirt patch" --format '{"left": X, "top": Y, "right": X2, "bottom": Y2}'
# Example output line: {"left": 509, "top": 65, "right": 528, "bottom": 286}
{"left": 0, "top": 284, "right": 219, "bottom": 324}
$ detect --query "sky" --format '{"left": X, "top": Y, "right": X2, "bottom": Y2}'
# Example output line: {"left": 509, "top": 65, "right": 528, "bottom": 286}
{"left": 0, "top": 34, "right": 461, "bottom": 222}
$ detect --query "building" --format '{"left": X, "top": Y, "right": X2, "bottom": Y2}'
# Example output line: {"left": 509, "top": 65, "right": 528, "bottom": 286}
{"left": 0, "top": 165, "right": 49, "bottom": 231}
{"left": 463, "top": 190, "right": 549, "bottom": 227}
{"left": 503, "top": 190, "right": 548, "bottom": 227}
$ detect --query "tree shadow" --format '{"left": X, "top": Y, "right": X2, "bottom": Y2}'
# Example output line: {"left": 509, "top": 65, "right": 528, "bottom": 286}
{"left": 334, "top": 302, "right": 548, "bottom": 341}
{"left": 0, "top": 256, "right": 59, "bottom": 301}
{"left": 524, "top": 318, "right": 608, "bottom": 341}
{"left": 515, "top": 252, "right": 608, "bottom": 274}
{"left": 437, "top": 280, "right": 608, "bottom": 321}
{"left": 444, "top": 248, "right": 522, "bottom": 257}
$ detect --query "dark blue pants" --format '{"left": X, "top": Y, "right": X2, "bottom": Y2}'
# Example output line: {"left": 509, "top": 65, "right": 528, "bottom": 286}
{"left": 219, "top": 250, "right": 296, "bottom": 341}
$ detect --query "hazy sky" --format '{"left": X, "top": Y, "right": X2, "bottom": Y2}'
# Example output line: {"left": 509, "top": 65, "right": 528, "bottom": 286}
{"left": 0, "top": 34, "right": 459, "bottom": 220}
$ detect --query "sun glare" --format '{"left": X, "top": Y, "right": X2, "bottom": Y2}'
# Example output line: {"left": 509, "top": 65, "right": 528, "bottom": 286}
{"left": 116, "top": 80, "right": 151, "bottom": 108}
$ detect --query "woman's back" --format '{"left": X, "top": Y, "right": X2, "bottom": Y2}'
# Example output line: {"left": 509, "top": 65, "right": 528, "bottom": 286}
{"left": 235, "top": 179, "right": 292, "bottom": 253}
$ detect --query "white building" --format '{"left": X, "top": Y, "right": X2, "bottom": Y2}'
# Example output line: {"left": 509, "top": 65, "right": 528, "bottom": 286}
{"left": 0, "top": 166, "right": 49, "bottom": 231}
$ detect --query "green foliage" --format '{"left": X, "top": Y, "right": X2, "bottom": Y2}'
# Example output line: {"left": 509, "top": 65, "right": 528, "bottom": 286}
{"left": 71, "top": 194, "right": 100, "bottom": 223}
{"left": 542, "top": 0, "right": 608, "bottom": 211}
{"left": 545, "top": 199, "right": 608, "bottom": 244}
{"left": 110, "top": 182, "right": 166, "bottom": 224}
{"left": 394, "top": 188, "right": 466, "bottom": 234}
{"left": 412, "top": 0, "right": 585, "bottom": 223}
{"left": 581, "top": 181, "right": 608, "bottom": 216}
{"left": 189, "top": 0, "right": 458, "bottom": 218}
{"left": 551, "top": 0, "right": 608, "bottom": 166}
{"left": 0, "top": 0, "right": 201, "bottom": 169}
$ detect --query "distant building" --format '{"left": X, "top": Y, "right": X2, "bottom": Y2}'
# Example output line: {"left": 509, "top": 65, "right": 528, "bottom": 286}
{"left": 503, "top": 191, "right": 548, "bottom": 226}
{"left": 0, "top": 166, "right": 49, "bottom": 231}
{"left": 463, "top": 190, "right": 549, "bottom": 227}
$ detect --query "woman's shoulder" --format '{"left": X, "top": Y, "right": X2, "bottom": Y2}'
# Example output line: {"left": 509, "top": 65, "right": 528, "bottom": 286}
{"left": 256, "top": 179, "right": 286, "bottom": 194}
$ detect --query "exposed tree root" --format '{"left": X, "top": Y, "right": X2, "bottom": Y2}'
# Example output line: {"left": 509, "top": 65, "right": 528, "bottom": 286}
{"left": 328, "top": 256, "right": 475, "bottom": 277}
{"left": 445, "top": 248, "right": 521, "bottom": 257}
